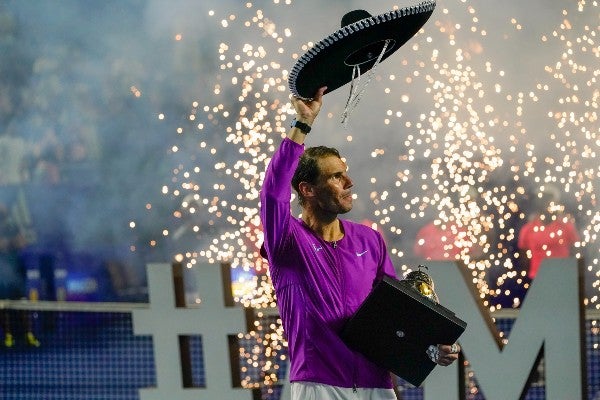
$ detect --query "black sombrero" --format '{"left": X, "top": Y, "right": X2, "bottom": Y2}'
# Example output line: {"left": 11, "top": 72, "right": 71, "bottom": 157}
{"left": 288, "top": 0, "right": 436, "bottom": 100}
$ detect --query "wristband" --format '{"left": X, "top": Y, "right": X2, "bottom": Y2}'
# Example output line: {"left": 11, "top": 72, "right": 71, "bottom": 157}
{"left": 290, "top": 118, "right": 311, "bottom": 134}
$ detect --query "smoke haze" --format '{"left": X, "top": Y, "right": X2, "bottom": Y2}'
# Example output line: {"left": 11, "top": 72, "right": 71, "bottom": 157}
{"left": 0, "top": 0, "right": 597, "bottom": 303}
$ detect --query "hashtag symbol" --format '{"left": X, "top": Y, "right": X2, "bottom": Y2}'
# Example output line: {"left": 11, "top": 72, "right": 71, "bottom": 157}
{"left": 132, "top": 262, "right": 252, "bottom": 400}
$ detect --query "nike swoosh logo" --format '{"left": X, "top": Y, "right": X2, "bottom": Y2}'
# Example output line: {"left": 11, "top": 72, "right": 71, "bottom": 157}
{"left": 313, "top": 244, "right": 323, "bottom": 252}
{"left": 356, "top": 250, "right": 368, "bottom": 257}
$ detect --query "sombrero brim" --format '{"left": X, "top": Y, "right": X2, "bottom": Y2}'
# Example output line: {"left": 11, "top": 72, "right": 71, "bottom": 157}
{"left": 288, "top": 0, "right": 436, "bottom": 100}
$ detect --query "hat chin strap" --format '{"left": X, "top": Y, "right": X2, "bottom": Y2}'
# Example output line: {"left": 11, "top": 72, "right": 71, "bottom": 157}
{"left": 341, "top": 39, "right": 392, "bottom": 128}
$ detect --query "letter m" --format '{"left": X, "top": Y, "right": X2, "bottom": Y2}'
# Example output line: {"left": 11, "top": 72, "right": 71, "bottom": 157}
{"left": 423, "top": 258, "right": 587, "bottom": 400}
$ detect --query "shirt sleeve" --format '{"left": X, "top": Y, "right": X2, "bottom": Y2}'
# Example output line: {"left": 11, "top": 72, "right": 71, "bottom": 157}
{"left": 260, "top": 138, "right": 304, "bottom": 260}
{"left": 518, "top": 222, "right": 532, "bottom": 250}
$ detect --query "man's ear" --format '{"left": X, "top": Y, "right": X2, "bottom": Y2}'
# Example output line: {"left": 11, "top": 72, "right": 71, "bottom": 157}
{"left": 298, "top": 181, "right": 314, "bottom": 200}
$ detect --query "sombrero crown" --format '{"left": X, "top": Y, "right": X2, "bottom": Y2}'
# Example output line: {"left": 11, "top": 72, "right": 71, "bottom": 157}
{"left": 288, "top": 0, "right": 436, "bottom": 100}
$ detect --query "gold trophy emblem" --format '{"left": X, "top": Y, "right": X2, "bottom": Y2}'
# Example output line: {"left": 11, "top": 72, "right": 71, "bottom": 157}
{"left": 403, "top": 265, "right": 439, "bottom": 304}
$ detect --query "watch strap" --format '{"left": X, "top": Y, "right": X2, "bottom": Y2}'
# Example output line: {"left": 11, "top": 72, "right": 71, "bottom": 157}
{"left": 290, "top": 118, "right": 311, "bottom": 134}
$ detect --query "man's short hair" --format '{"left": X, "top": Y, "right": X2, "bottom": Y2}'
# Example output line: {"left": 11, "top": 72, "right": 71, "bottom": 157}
{"left": 291, "top": 146, "right": 341, "bottom": 205}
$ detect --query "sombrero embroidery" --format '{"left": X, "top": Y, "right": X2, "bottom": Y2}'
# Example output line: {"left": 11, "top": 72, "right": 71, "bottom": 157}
{"left": 288, "top": 0, "right": 436, "bottom": 124}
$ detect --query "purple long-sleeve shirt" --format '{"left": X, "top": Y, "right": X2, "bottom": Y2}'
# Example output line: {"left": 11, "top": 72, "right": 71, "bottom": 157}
{"left": 260, "top": 138, "right": 396, "bottom": 388}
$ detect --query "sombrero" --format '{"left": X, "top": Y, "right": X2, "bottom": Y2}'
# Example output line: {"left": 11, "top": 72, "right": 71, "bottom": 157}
{"left": 288, "top": 0, "right": 436, "bottom": 101}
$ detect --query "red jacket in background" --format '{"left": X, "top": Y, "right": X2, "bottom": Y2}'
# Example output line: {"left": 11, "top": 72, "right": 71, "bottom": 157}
{"left": 517, "top": 216, "right": 579, "bottom": 279}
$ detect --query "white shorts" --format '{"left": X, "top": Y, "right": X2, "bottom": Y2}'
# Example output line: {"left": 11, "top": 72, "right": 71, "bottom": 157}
{"left": 291, "top": 381, "right": 397, "bottom": 400}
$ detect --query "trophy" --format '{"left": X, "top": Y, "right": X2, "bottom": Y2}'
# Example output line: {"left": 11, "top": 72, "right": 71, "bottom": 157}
{"left": 402, "top": 265, "right": 439, "bottom": 304}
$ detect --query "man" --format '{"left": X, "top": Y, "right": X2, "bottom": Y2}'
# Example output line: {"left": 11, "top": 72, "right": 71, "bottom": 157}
{"left": 260, "top": 87, "right": 459, "bottom": 400}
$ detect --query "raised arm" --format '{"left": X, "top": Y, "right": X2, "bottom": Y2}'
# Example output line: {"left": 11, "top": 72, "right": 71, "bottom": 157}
{"left": 259, "top": 87, "right": 327, "bottom": 259}
{"left": 287, "top": 86, "right": 327, "bottom": 144}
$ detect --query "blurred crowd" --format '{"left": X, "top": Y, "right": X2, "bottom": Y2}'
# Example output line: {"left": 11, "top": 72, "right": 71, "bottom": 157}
{"left": 0, "top": 4, "right": 155, "bottom": 347}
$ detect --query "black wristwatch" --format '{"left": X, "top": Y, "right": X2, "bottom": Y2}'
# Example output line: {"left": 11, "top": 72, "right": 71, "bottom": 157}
{"left": 290, "top": 118, "right": 311, "bottom": 134}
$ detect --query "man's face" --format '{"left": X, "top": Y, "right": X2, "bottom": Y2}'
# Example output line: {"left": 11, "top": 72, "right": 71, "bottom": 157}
{"left": 312, "top": 155, "right": 354, "bottom": 214}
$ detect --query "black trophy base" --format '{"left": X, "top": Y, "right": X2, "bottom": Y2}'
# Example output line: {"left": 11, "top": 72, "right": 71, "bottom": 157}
{"left": 340, "top": 276, "right": 467, "bottom": 387}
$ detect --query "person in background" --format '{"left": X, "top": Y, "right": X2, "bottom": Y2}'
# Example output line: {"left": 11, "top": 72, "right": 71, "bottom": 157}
{"left": 413, "top": 218, "right": 466, "bottom": 261}
{"left": 518, "top": 188, "right": 580, "bottom": 280}
{"left": 0, "top": 202, "right": 40, "bottom": 347}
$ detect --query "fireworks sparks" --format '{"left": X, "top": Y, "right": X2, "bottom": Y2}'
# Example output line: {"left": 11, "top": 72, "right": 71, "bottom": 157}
{"left": 133, "top": 0, "right": 598, "bottom": 390}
